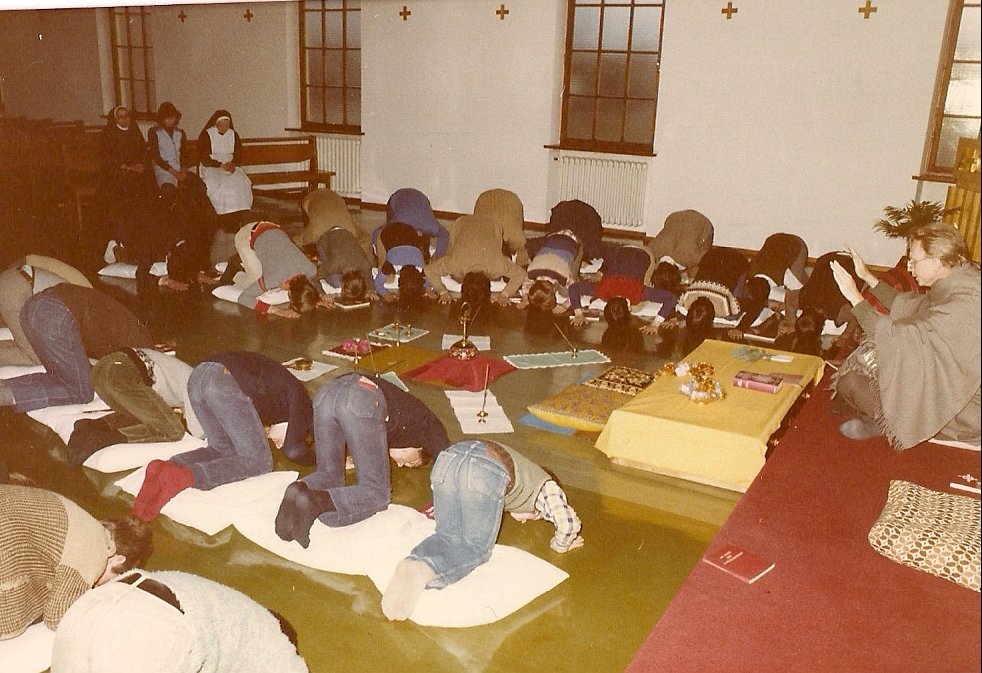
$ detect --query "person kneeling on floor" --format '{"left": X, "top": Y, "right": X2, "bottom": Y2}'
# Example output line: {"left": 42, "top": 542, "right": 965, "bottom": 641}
{"left": 381, "top": 439, "right": 583, "bottom": 621}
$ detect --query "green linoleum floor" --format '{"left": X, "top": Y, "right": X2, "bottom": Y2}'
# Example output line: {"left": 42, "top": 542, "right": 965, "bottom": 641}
{"left": 1, "top": 206, "right": 735, "bottom": 672}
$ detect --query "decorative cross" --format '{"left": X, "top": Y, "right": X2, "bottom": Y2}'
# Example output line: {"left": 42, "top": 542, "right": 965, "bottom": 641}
{"left": 177, "top": 9, "right": 187, "bottom": 23}
{"left": 858, "top": 0, "right": 877, "bottom": 19}
{"left": 496, "top": 4, "right": 509, "bottom": 20}
{"left": 399, "top": 5, "right": 411, "bottom": 21}
{"left": 721, "top": 2, "right": 738, "bottom": 19}
{"left": 243, "top": 8, "right": 254, "bottom": 22}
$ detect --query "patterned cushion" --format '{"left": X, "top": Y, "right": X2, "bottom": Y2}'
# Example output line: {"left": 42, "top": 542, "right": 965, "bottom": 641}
{"left": 527, "top": 384, "right": 631, "bottom": 432}
{"left": 679, "top": 280, "right": 741, "bottom": 318}
{"left": 582, "top": 366, "right": 656, "bottom": 396}
{"left": 868, "top": 480, "right": 981, "bottom": 592}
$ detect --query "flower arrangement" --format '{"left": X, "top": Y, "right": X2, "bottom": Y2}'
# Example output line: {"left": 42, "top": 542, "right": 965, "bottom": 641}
{"left": 655, "top": 361, "right": 724, "bottom": 403}
{"left": 342, "top": 338, "right": 372, "bottom": 356}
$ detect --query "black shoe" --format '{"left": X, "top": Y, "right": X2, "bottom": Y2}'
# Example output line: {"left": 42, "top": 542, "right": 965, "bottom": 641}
{"left": 66, "top": 417, "right": 127, "bottom": 468}
{"left": 839, "top": 417, "right": 881, "bottom": 441}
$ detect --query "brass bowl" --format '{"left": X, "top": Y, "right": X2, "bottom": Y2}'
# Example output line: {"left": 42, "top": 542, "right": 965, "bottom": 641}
{"left": 290, "top": 358, "right": 313, "bottom": 371}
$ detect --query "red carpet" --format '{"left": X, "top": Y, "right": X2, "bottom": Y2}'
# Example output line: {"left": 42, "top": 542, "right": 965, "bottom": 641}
{"left": 627, "top": 380, "right": 981, "bottom": 673}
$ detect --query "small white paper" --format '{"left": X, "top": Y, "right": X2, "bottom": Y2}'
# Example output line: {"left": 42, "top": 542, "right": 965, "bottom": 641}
{"left": 581, "top": 258, "right": 604, "bottom": 274}
{"left": 445, "top": 390, "right": 513, "bottom": 434}
{"left": 441, "top": 334, "right": 491, "bottom": 351}
{"left": 282, "top": 358, "right": 337, "bottom": 382}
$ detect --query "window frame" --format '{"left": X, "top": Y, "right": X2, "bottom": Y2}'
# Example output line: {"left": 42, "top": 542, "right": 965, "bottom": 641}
{"left": 299, "top": 0, "right": 362, "bottom": 135}
{"left": 924, "top": 0, "right": 981, "bottom": 176}
{"left": 108, "top": 6, "right": 156, "bottom": 120}
{"left": 558, "top": 0, "right": 665, "bottom": 157}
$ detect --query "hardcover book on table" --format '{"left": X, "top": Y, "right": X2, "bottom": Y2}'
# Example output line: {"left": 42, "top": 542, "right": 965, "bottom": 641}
{"left": 732, "top": 370, "right": 784, "bottom": 393}
{"left": 702, "top": 542, "right": 775, "bottom": 584}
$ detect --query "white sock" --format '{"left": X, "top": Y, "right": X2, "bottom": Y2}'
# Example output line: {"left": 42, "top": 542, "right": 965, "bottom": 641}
{"left": 381, "top": 558, "right": 436, "bottom": 621}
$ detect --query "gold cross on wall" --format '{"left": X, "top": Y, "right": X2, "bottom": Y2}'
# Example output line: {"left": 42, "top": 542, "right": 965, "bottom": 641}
{"left": 496, "top": 4, "right": 509, "bottom": 20}
{"left": 858, "top": 0, "right": 877, "bottom": 19}
{"left": 721, "top": 2, "right": 738, "bottom": 19}
{"left": 399, "top": 5, "right": 411, "bottom": 21}
{"left": 243, "top": 8, "right": 254, "bottom": 22}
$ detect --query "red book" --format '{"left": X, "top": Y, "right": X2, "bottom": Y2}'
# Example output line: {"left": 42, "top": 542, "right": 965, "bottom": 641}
{"left": 702, "top": 543, "right": 775, "bottom": 584}
{"left": 732, "top": 370, "right": 783, "bottom": 393}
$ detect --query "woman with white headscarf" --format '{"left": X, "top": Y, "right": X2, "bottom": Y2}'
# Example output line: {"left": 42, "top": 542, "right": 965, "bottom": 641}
{"left": 197, "top": 109, "right": 253, "bottom": 215}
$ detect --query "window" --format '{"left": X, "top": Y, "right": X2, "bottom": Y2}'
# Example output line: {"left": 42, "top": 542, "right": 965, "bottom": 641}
{"left": 560, "top": 0, "right": 665, "bottom": 156}
{"left": 925, "top": 0, "right": 980, "bottom": 175}
{"left": 300, "top": 0, "right": 361, "bottom": 133}
{"left": 109, "top": 6, "right": 155, "bottom": 117}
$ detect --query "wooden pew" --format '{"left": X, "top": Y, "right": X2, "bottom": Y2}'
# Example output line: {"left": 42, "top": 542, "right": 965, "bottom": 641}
{"left": 185, "top": 135, "right": 334, "bottom": 196}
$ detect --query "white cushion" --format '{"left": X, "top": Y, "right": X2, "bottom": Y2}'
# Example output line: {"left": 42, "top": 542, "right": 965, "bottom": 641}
{"left": 97, "top": 262, "right": 167, "bottom": 279}
{"left": 0, "top": 326, "right": 12, "bottom": 341}
{"left": 0, "top": 364, "right": 45, "bottom": 380}
{"left": 210, "top": 285, "right": 290, "bottom": 306}
{"left": 115, "top": 468, "right": 299, "bottom": 536}
{"left": 0, "top": 623, "right": 55, "bottom": 673}
{"left": 83, "top": 434, "right": 205, "bottom": 474}
{"left": 232, "top": 495, "right": 568, "bottom": 628}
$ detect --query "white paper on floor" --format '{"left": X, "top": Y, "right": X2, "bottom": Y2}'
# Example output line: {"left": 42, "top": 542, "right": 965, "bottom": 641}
{"left": 441, "top": 334, "right": 491, "bottom": 351}
{"left": 445, "top": 389, "right": 513, "bottom": 434}
{"left": 0, "top": 623, "right": 55, "bottom": 673}
{"left": 282, "top": 358, "right": 337, "bottom": 382}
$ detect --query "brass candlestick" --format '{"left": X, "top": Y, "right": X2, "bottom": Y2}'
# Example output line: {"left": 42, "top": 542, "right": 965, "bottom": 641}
{"left": 477, "top": 362, "right": 490, "bottom": 423}
{"left": 449, "top": 301, "right": 479, "bottom": 360}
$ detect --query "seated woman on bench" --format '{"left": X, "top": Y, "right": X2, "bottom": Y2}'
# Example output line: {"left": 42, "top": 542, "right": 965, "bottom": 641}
{"left": 198, "top": 109, "right": 253, "bottom": 216}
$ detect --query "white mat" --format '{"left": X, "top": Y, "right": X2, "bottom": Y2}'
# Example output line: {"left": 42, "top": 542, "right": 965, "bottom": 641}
{"left": 116, "top": 468, "right": 299, "bottom": 536}
{"left": 83, "top": 434, "right": 205, "bottom": 474}
{"left": 282, "top": 357, "right": 337, "bottom": 382}
{"left": 441, "top": 334, "right": 491, "bottom": 351}
{"left": 440, "top": 276, "right": 507, "bottom": 294}
{"left": 211, "top": 284, "right": 290, "bottom": 306}
{"left": 26, "top": 397, "right": 112, "bottom": 442}
{"left": 445, "top": 389, "right": 513, "bottom": 434}
{"left": 98, "top": 261, "right": 168, "bottom": 279}
{"left": 0, "top": 623, "right": 55, "bottom": 673}
{"left": 0, "top": 364, "right": 45, "bottom": 380}
{"left": 231, "top": 499, "right": 568, "bottom": 628}
{"left": 0, "top": 326, "right": 12, "bottom": 341}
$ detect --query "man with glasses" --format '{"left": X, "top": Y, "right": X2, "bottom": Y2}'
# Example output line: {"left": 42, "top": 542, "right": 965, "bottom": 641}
{"left": 829, "top": 221, "right": 980, "bottom": 449}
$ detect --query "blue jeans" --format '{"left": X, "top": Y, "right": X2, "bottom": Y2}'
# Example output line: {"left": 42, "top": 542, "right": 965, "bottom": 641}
{"left": 8, "top": 292, "right": 94, "bottom": 412}
{"left": 409, "top": 440, "right": 510, "bottom": 588}
{"left": 304, "top": 373, "right": 390, "bottom": 527}
{"left": 171, "top": 361, "right": 271, "bottom": 490}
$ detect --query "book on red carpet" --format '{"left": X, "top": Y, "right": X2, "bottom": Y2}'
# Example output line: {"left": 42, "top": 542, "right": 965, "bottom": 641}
{"left": 702, "top": 543, "right": 775, "bottom": 584}
{"left": 732, "top": 371, "right": 784, "bottom": 393}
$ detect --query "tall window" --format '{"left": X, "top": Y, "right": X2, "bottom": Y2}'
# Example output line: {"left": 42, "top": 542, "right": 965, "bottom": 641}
{"left": 109, "top": 6, "right": 155, "bottom": 117}
{"left": 300, "top": 0, "right": 361, "bottom": 133}
{"left": 925, "top": 0, "right": 980, "bottom": 175}
{"left": 560, "top": 0, "right": 665, "bottom": 156}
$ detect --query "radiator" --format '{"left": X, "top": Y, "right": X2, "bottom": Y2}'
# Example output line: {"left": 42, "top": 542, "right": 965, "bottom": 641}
{"left": 314, "top": 134, "right": 361, "bottom": 198}
{"left": 556, "top": 155, "right": 648, "bottom": 229}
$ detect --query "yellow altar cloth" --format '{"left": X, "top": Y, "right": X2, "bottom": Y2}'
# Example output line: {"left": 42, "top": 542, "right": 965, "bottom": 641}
{"left": 595, "top": 339, "right": 824, "bottom": 492}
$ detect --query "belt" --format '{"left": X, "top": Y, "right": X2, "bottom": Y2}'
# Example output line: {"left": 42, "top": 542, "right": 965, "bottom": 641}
{"left": 119, "top": 572, "right": 183, "bottom": 613}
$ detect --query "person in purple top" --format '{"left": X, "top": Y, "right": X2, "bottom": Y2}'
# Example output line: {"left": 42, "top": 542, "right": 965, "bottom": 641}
{"left": 383, "top": 188, "right": 449, "bottom": 259}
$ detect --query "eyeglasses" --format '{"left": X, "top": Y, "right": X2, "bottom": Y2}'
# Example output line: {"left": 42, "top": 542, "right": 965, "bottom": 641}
{"left": 906, "top": 256, "right": 934, "bottom": 268}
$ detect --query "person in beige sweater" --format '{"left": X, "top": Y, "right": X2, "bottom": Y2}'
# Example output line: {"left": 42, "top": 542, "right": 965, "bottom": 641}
{"left": 0, "top": 485, "right": 152, "bottom": 639}
{"left": 423, "top": 214, "right": 527, "bottom": 306}
{"left": 473, "top": 188, "right": 528, "bottom": 265}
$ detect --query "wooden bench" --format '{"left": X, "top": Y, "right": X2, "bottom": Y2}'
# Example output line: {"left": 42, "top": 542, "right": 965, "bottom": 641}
{"left": 185, "top": 134, "right": 334, "bottom": 196}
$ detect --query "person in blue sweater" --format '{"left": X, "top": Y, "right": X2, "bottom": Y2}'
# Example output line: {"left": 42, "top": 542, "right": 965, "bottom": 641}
{"left": 274, "top": 373, "right": 450, "bottom": 548}
{"left": 131, "top": 351, "right": 314, "bottom": 521}
{"left": 371, "top": 221, "right": 435, "bottom": 307}
{"left": 384, "top": 187, "right": 449, "bottom": 259}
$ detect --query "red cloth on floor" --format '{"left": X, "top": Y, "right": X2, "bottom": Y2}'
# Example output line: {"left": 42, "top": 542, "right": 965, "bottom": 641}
{"left": 404, "top": 354, "right": 515, "bottom": 392}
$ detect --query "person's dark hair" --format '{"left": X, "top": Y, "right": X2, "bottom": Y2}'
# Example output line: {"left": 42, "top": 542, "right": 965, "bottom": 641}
{"left": 165, "top": 240, "right": 197, "bottom": 286}
{"left": 773, "top": 308, "right": 824, "bottom": 356}
{"left": 601, "top": 296, "right": 644, "bottom": 353}
{"left": 650, "top": 261, "right": 683, "bottom": 297}
{"left": 657, "top": 296, "right": 715, "bottom": 360}
{"left": 156, "top": 101, "right": 181, "bottom": 126}
{"left": 527, "top": 279, "right": 558, "bottom": 312}
{"left": 397, "top": 265, "right": 426, "bottom": 310}
{"left": 287, "top": 276, "right": 321, "bottom": 313}
{"left": 339, "top": 269, "right": 367, "bottom": 303}
{"left": 736, "top": 276, "right": 770, "bottom": 332}
{"left": 101, "top": 517, "right": 153, "bottom": 572}
{"left": 460, "top": 271, "right": 491, "bottom": 310}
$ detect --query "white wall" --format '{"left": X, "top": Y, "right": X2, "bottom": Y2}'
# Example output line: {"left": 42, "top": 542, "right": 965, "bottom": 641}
{"left": 649, "top": 1, "right": 950, "bottom": 265}
{"left": 360, "top": 0, "right": 565, "bottom": 221}
{"left": 1, "top": 0, "right": 956, "bottom": 265}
